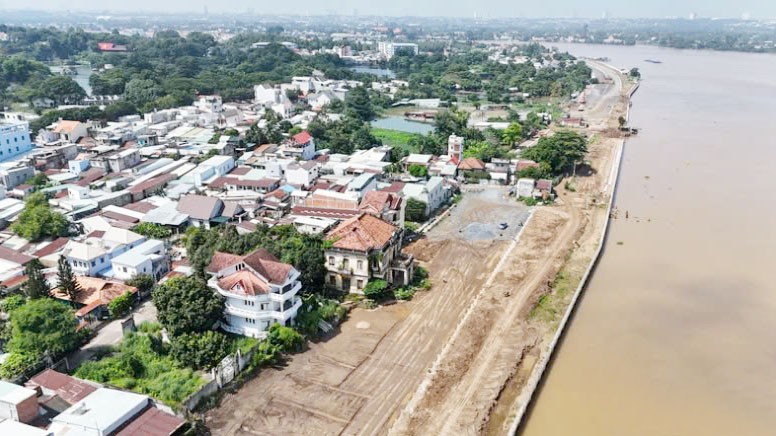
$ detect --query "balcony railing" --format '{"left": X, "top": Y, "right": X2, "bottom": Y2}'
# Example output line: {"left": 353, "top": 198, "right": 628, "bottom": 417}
{"left": 269, "top": 281, "right": 301, "bottom": 302}
{"left": 271, "top": 298, "right": 302, "bottom": 322}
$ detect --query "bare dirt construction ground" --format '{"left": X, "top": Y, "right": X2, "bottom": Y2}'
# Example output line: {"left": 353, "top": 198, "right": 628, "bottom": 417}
{"left": 205, "top": 63, "right": 633, "bottom": 436}
{"left": 205, "top": 188, "right": 530, "bottom": 436}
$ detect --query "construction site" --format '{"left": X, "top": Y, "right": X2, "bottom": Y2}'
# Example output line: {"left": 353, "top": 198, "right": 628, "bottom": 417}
{"left": 205, "top": 61, "right": 634, "bottom": 436}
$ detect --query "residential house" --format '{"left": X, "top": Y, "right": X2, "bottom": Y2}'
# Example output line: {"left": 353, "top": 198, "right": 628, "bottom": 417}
{"left": 486, "top": 158, "right": 512, "bottom": 185}
{"left": 176, "top": 194, "right": 225, "bottom": 229}
{"left": 206, "top": 248, "right": 303, "bottom": 338}
{"left": 62, "top": 227, "right": 146, "bottom": 276}
{"left": 280, "top": 131, "right": 316, "bottom": 161}
{"left": 0, "top": 120, "right": 33, "bottom": 162}
{"left": 358, "top": 190, "right": 405, "bottom": 226}
{"left": 106, "top": 149, "right": 141, "bottom": 173}
{"left": 324, "top": 213, "right": 414, "bottom": 293}
{"left": 192, "top": 155, "right": 235, "bottom": 187}
{"left": 516, "top": 178, "right": 536, "bottom": 198}
{"left": 307, "top": 90, "right": 340, "bottom": 111}
{"left": 0, "top": 380, "right": 38, "bottom": 425}
{"left": 0, "top": 161, "right": 34, "bottom": 191}
{"left": 39, "top": 120, "right": 88, "bottom": 144}
{"left": 347, "top": 173, "right": 378, "bottom": 200}
{"left": 402, "top": 176, "right": 448, "bottom": 217}
{"left": 458, "top": 157, "right": 487, "bottom": 181}
{"left": 51, "top": 276, "right": 138, "bottom": 324}
{"left": 447, "top": 134, "right": 464, "bottom": 163}
{"left": 285, "top": 161, "right": 319, "bottom": 189}
{"left": 403, "top": 154, "right": 434, "bottom": 172}
{"left": 535, "top": 179, "right": 554, "bottom": 199}
{"left": 111, "top": 239, "right": 169, "bottom": 282}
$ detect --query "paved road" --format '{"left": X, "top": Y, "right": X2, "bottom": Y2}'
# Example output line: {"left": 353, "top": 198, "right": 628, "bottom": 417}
{"left": 67, "top": 300, "right": 158, "bottom": 369}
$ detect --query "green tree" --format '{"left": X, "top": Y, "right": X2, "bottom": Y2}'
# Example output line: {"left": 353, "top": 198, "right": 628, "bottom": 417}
{"left": 152, "top": 276, "right": 224, "bottom": 336}
{"left": 36, "top": 75, "right": 86, "bottom": 104}
{"left": 103, "top": 101, "right": 138, "bottom": 121}
{"left": 521, "top": 130, "right": 587, "bottom": 176}
{"left": 57, "top": 256, "right": 82, "bottom": 307}
{"left": 11, "top": 192, "right": 69, "bottom": 241}
{"left": 22, "top": 259, "right": 49, "bottom": 299}
{"left": 0, "top": 352, "right": 38, "bottom": 379}
{"left": 345, "top": 86, "right": 375, "bottom": 121}
{"left": 169, "top": 331, "right": 231, "bottom": 370}
{"left": 108, "top": 292, "right": 134, "bottom": 318}
{"left": 6, "top": 298, "right": 79, "bottom": 358}
{"left": 132, "top": 222, "right": 172, "bottom": 239}
{"left": 405, "top": 198, "right": 428, "bottom": 222}
{"left": 502, "top": 123, "right": 523, "bottom": 146}
{"left": 126, "top": 274, "right": 156, "bottom": 297}
{"left": 408, "top": 164, "right": 428, "bottom": 178}
{"left": 26, "top": 172, "right": 49, "bottom": 188}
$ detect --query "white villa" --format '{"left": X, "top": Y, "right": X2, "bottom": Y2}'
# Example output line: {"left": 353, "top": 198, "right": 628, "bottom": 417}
{"left": 206, "top": 248, "right": 303, "bottom": 338}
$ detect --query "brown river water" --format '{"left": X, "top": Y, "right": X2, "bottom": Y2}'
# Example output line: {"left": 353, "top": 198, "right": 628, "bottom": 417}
{"left": 520, "top": 44, "right": 776, "bottom": 436}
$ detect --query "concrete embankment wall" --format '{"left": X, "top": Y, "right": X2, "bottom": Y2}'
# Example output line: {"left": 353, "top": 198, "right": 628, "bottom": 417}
{"left": 507, "top": 79, "right": 640, "bottom": 435}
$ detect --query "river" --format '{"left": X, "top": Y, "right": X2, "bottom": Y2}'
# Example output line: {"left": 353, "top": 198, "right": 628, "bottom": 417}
{"left": 520, "top": 44, "right": 776, "bottom": 435}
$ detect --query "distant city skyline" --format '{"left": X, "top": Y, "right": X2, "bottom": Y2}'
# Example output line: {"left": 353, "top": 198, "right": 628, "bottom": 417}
{"left": 0, "top": 0, "right": 773, "bottom": 20}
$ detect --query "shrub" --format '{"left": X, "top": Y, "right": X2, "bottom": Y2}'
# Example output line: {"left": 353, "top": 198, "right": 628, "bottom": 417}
{"left": 169, "top": 331, "right": 231, "bottom": 370}
{"left": 137, "top": 321, "right": 162, "bottom": 334}
{"left": 132, "top": 222, "right": 172, "bottom": 239}
{"left": 363, "top": 279, "right": 389, "bottom": 299}
{"left": 267, "top": 324, "right": 305, "bottom": 353}
{"left": 394, "top": 288, "right": 415, "bottom": 300}
{"left": 0, "top": 352, "right": 38, "bottom": 379}
{"left": 126, "top": 274, "right": 155, "bottom": 296}
{"left": 521, "top": 197, "right": 538, "bottom": 206}
{"left": 0, "top": 295, "right": 26, "bottom": 313}
{"left": 408, "top": 164, "right": 428, "bottom": 178}
{"left": 108, "top": 292, "right": 134, "bottom": 318}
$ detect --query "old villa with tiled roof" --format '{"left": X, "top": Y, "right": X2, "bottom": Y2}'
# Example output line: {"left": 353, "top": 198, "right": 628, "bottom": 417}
{"left": 324, "top": 213, "right": 414, "bottom": 293}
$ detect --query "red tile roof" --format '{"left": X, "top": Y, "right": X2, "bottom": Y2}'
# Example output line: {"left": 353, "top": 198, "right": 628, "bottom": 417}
{"left": 115, "top": 406, "right": 185, "bottom": 436}
{"left": 76, "top": 168, "right": 107, "bottom": 187}
{"left": 292, "top": 130, "right": 313, "bottom": 145}
{"left": 515, "top": 160, "right": 540, "bottom": 172}
{"left": 217, "top": 270, "right": 269, "bottom": 296}
{"left": 359, "top": 191, "right": 402, "bottom": 215}
{"left": 129, "top": 174, "right": 175, "bottom": 194}
{"left": 458, "top": 157, "right": 486, "bottom": 171}
{"left": 381, "top": 181, "right": 405, "bottom": 193}
{"left": 326, "top": 213, "right": 398, "bottom": 252}
{"left": 124, "top": 201, "right": 158, "bottom": 213}
{"left": 207, "top": 248, "right": 292, "bottom": 285}
{"left": 26, "top": 369, "right": 97, "bottom": 405}
{"left": 229, "top": 166, "right": 252, "bottom": 176}
{"left": 101, "top": 210, "right": 140, "bottom": 223}
{"left": 32, "top": 237, "right": 69, "bottom": 258}
{"left": 0, "top": 246, "right": 34, "bottom": 266}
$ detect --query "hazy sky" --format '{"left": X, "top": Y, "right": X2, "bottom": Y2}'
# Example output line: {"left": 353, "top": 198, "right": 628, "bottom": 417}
{"left": 3, "top": 0, "right": 775, "bottom": 19}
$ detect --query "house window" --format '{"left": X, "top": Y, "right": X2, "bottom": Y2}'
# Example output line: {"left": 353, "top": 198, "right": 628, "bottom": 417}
{"left": 329, "top": 275, "right": 336, "bottom": 285}
{"left": 260, "top": 303, "right": 268, "bottom": 311}
{"left": 357, "top": 280, "right": 364, "bottom": 289}
{"left": 357, "top": 260, "right": 363, "bottom": 271}
{"left": 328, "top": 256, "right": 334, "bottom": 266}
{"left": 343, "top": 258, "right": 349, "bottom": 270}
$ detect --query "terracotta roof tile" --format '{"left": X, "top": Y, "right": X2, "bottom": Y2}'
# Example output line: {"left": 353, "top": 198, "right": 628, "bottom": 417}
{"left": 326, "top": 213, "right": 398, "bottom": 252}
{"left": 458, "top": 157, "right": 486, "bottom": 171}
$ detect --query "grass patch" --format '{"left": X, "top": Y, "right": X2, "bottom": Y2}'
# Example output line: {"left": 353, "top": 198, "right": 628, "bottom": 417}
{"left": 74, "top": 331, "right": 206, "bottom": 408}
{"left": 372, "top": 128, "right": 421, "bottom": 154}
{"left": 529, "top": 270, "right": 582, "bottom": 324}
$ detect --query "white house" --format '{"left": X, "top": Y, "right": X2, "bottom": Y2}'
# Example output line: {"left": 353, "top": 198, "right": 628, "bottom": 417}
{"left": 285, "top": 161, "right": 319, "bottom": 189}
{"left": 402, "top": 176, "right": 448, "bottom": 217}
{"left": 206, "top": 248, "right": 303, "bottom": 338}
{"left": 111, "top": 239, "right": 169, "bottom": 281}
{"left": 192, "top": 155, "right": 234, "bottom": 187}
{"left": 279, "top": 131, "right": 316, "bottom": 161}
{"left": 38, "top": 120, "right": 87, "bottom": 144}
{"left": 347, "top": 173, "right": 378, "bottom": 200}
{"left": 63, "top": 227, "right": 146, "bottom": 277}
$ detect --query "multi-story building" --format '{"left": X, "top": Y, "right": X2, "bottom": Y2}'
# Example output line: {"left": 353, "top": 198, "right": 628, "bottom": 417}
{"left": 0, "top": 161, "right": 34, "bottom": 191}
{"left": 206, "top": 248, "right": 303, "bottom": 338}
{"left": 447, "top": 134, "right": 464, "bottom": 163}
{"left": 377, "top": 42, "right": 419, "bottom": 59}
{"left": 324, "top": 213, "right": 414, "bottom": 293}
{"left": 111, "top": 239, "right": 169, "bottom": 282}
{"left": 0, "top": 121, "right": 32, "bottom": 162}
{"left": 63, "top": 227, "right": 146, "bottom": 277}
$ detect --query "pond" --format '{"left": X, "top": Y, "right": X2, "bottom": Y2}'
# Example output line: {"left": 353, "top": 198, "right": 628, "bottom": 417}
{"left": 371, "top": 116, "right": 434, "bottom": 134}
{"left": 350, "top": 66, "right": 396, "bottom": 78}
{"left": 49, "top": 65, "right": 94, "bottom": 96}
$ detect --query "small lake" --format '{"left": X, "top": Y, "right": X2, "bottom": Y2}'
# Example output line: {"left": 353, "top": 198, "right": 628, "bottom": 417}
{"left": 49, "top": 65, "right": 94, "bottom": 96}
{"left": 371, "top": 116, "right": 434, "bottom": 134}
{"left": 350, "top": 66, "right": 396, "bottom": 78}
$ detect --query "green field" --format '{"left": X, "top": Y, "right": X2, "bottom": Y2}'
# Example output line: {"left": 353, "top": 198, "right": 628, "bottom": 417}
{"left": 372, "top": 128, "right": 422, "bottom": 154}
